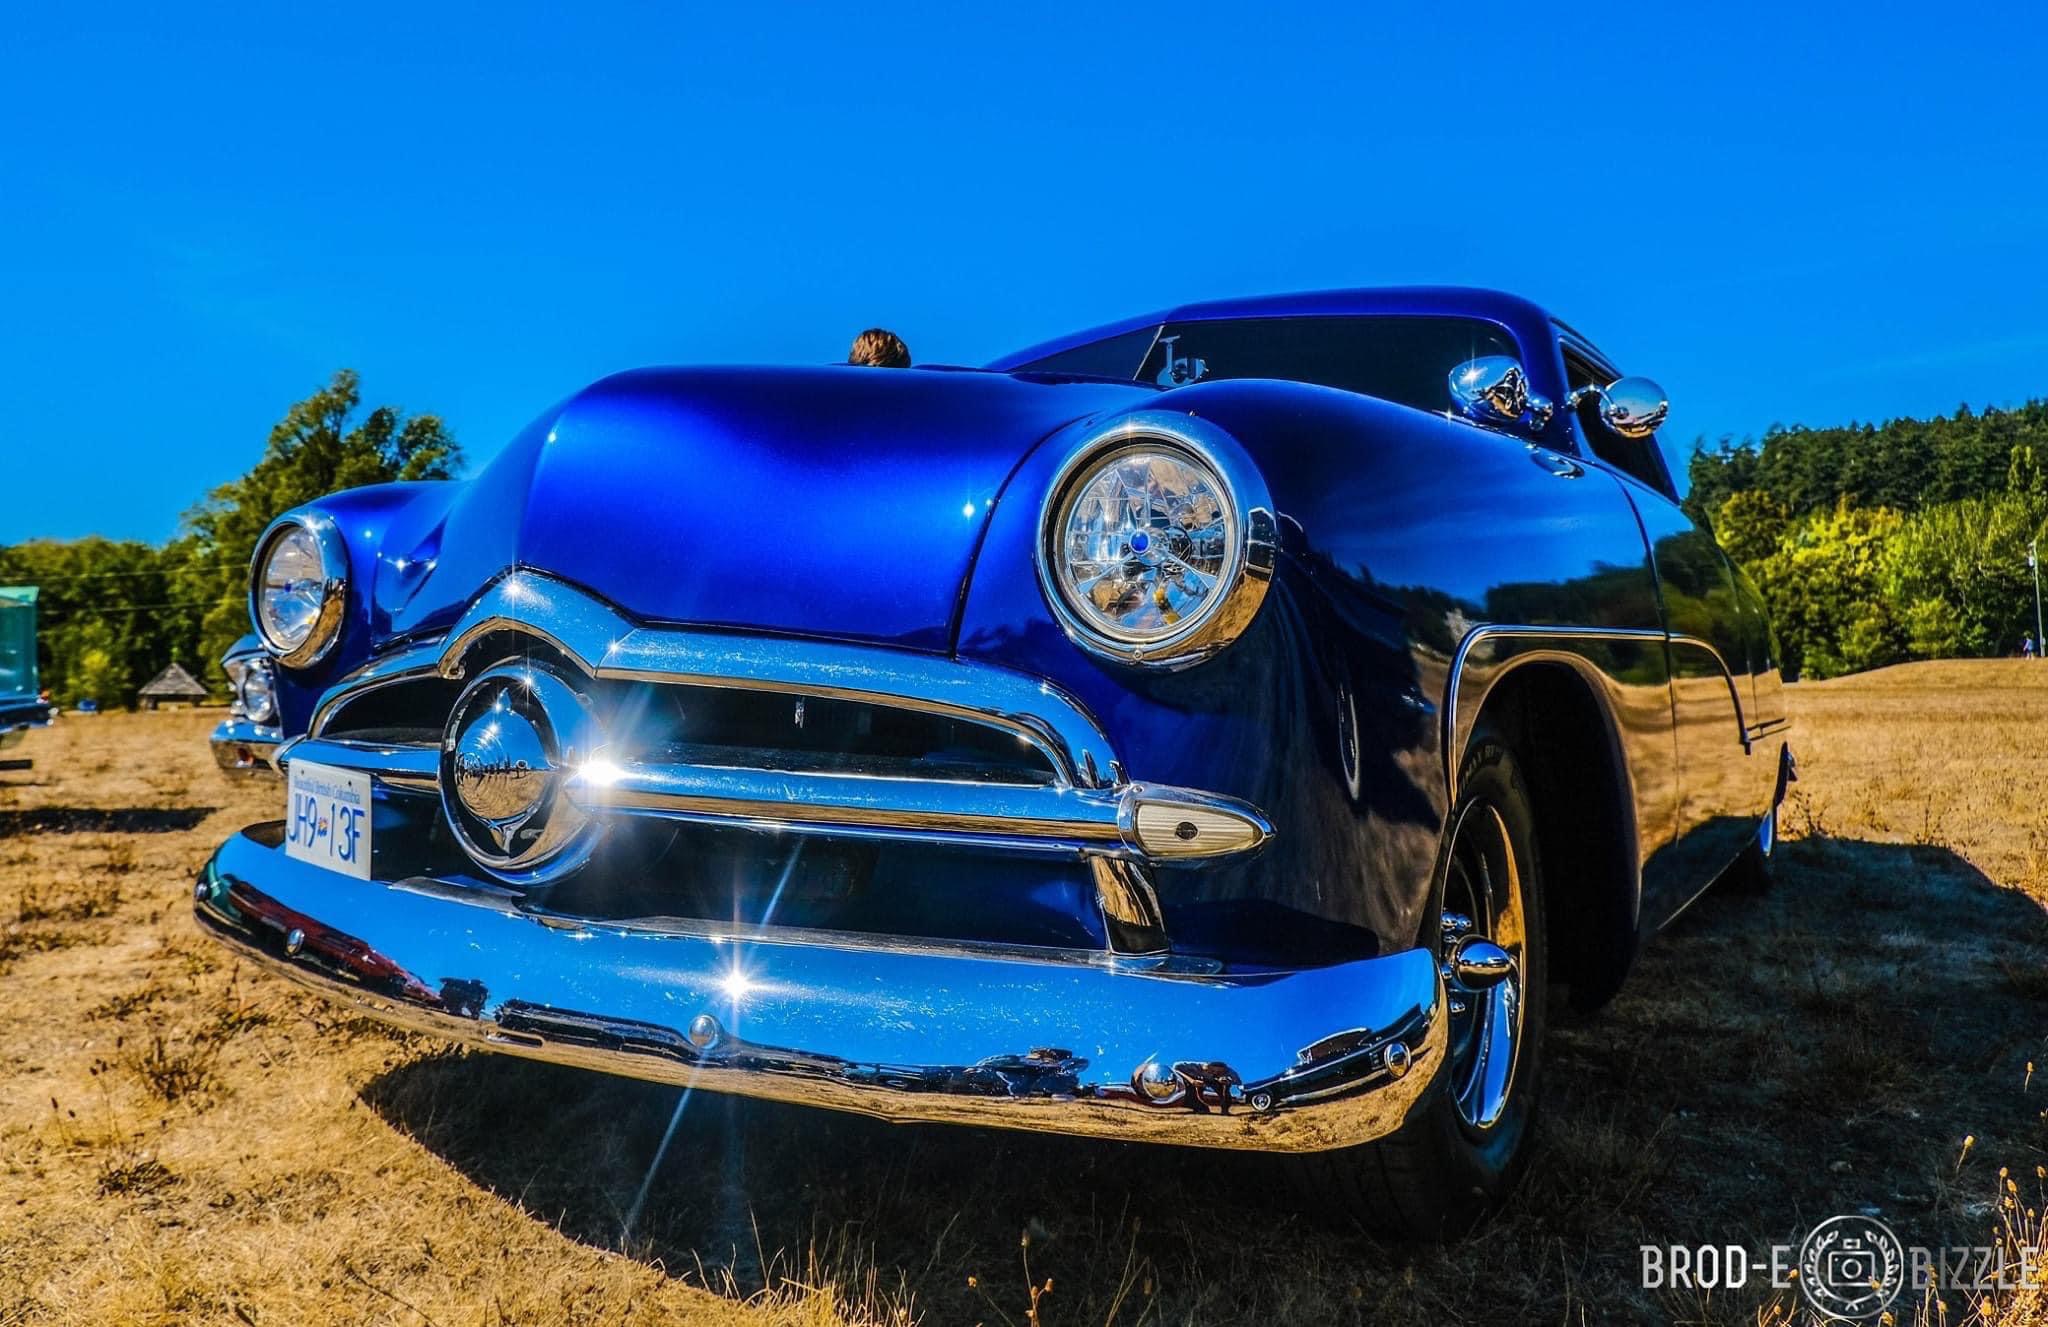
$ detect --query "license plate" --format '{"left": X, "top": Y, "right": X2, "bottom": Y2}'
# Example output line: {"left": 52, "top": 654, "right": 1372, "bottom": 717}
{"left": 285, "top": 759, "right": 373, "bottom": 880}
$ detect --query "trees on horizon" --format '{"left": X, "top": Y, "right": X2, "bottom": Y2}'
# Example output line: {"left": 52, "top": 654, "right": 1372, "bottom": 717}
{"left": 0, "top": 371, "right": 460, "bottom": 706}
{"left": 1689, "top": 403, "right": 2048, "bottom": 678}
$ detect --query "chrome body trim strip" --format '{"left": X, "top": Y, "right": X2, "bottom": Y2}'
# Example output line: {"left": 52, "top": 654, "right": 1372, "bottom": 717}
{"left": 1667, "top": 632, "right": 1753, "bottom": 749}
{"left": 1442, "top": 624, "right": 1665, "bottom": 798}
{"left": 1442, "top": 623, "right": 1757, "bottom": 799}
{"left": 195, "top": 826, "right": 1445, "bottom": 1152}
{"left": 1746, "top": 715, "right": 1792, "bottom": 742}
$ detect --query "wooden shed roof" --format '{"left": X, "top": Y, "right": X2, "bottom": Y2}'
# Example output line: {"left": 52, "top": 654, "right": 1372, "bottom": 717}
{"left": 138, "top": 663, "right": 209, "bottom": 698}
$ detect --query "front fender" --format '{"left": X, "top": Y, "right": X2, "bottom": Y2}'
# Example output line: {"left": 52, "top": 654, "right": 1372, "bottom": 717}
{"left": 258, "top": 480, "right": 464, "bottom": 736}
{"left": 955, "top": 379, "right": 1663, "bottom": 958}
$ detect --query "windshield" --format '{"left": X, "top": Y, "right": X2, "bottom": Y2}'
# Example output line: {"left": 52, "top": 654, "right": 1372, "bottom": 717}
{"left": 1013, "top": 315, "right": 1521, "bottom": 415}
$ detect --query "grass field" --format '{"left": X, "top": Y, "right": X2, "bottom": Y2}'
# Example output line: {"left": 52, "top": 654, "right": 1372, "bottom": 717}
{"left": 1, "top": 663, "right": 2044, "bottom": 1325}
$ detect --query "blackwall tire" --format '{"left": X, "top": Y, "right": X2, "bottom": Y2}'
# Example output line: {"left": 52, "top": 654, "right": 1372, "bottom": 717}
{"left": 1289, "top": 724, "right": 1548, "bottom": 1239}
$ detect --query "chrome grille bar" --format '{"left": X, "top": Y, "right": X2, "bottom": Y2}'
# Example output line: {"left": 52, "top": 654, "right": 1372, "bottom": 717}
{"left": 282, "top": 731, "right": 1270, "bottom": 864}
{"left": 429, "top": 573, "right": 1119, "bottom": 788}
{"left": 567, "top": 762, "right": 1269, "bottom": 860}
{"left": 569, "top": 760, "right": 1122, "bottom": 854}
{"left": 311, "top": 574, "right": 1120, "bottom": 790}
{"left": 294, "top": 572, "right": 1274, "bottom": 877}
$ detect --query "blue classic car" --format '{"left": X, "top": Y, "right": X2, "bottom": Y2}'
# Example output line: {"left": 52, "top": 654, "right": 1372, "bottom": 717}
{"left": 198, "top": 287, "right": 1790, "bottom": 1236}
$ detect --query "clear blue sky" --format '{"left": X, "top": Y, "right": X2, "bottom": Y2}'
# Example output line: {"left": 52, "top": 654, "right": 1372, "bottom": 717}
{"left": 5, "top": 4, "right": 2045, "bottom": 544}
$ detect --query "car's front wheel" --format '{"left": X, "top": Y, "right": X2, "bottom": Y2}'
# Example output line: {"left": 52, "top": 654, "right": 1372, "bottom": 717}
{"left": 1292, "top": 726, "right": 1548, "bottom": 1238}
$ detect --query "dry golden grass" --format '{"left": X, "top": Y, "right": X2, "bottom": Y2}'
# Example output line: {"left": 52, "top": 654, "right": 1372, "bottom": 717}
{"left": 0, "top": 673, "right": 2043, "bottom": 1325}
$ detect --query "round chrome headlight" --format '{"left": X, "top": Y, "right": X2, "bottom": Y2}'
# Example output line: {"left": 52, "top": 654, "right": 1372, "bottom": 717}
{"left": 249, "top": 513, "right": 347, "bottom": 668}
{"left": 1039, "top": 416, "right": 1276, "bottom": 666}
{"left": 233, "top": 657, "right": 277, "bottom": 725}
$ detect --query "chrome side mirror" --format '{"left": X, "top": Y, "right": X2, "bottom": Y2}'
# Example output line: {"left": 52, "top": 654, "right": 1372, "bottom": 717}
{"left": 1571, "top": 375, "right": 1669, "bottom": 440}
{"left": 1449, "top": 356, "right": 1553, "bottom": 433}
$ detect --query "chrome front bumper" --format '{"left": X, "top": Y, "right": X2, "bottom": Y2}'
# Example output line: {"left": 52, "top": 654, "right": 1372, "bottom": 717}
{"left": 211, "top": 717, "right": 283, "bottom": 780}
{"left": 195, "top": 825, "right": 1447, "bottom": 1152}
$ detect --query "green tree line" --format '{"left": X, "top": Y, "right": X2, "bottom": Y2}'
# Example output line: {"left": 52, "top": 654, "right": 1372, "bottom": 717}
{"left": 1689, "top": 402, "right": 2048, "bottom": 679}
{"left": 0, "top": 371, "right": 459, "bottom": 707}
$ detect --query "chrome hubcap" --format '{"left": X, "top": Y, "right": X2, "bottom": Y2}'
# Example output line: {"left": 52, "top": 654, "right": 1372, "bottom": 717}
{"left": 1437, "top": 801, "right": 1526, "bottom": 1132}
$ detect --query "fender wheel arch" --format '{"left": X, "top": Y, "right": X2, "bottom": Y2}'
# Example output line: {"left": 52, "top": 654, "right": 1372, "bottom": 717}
{"left": 1468, "top": 659, "right": 1639, "bottom": 1013}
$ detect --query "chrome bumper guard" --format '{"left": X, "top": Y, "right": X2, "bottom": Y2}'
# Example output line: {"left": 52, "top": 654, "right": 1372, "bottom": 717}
{"left": 195, "top": 826, "right": 1446, "bottom": 1152}
{"left": 212, "top": 717, "right": 283, "bottom": 780}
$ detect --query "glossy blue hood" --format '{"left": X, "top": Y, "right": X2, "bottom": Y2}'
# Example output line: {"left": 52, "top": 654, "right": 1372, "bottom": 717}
{"left": 387, "top": 365, "right": 1152, "bottom": 652}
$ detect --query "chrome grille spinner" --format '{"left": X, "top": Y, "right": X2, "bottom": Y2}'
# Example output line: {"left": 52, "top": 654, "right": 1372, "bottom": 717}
{"left": 439, "top": 662, "right": 602, "bottom": 885}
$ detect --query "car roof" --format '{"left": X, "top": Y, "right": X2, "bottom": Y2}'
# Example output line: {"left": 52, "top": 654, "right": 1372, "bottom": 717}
{"left": 987, "top": 286, "right": 1566, "bottom": 371}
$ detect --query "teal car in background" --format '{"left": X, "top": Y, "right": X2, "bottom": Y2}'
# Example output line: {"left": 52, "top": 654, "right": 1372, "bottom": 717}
{"left": 0, "top": 587, "right": 54, "bottom": 753}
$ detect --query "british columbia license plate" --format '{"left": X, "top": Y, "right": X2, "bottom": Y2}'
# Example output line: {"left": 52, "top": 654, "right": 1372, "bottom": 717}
{"left": 284, "top": 759, "right": 372, "bottom": 880}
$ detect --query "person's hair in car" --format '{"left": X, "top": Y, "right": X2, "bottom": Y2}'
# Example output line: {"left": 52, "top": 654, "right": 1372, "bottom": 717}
{"left": 848, "top": 328, "right": 912, "bottom": 368}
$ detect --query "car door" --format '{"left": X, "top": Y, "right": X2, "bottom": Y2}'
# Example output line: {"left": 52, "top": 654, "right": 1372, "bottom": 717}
{"left": 1560, "top": 345, "right": 1774, "bottom": 927}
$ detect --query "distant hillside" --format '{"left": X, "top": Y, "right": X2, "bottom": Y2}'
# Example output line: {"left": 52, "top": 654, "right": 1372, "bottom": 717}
{"left": 1683, "top": 401, "right": 2048, "bottom": 681}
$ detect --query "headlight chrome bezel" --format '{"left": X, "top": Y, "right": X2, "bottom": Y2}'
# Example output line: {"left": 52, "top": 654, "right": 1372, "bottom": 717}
{"left": 248, "top": 512, "right": 349, "bottom": 669}
{"left": 1037, "top": 414, "right": 1277, "bottom": 668}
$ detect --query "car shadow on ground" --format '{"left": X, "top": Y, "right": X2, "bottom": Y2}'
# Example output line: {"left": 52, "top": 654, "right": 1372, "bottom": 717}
{"left": 0, "top": 805, "right": 217, "bottom": 835}
{"left": 361, "top": 836, "right": 2048, "bottom": 1325}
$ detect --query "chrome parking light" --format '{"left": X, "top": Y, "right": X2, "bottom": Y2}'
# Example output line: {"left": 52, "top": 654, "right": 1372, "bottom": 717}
{"left": 227, "top": 654, "right": 278, "bottom": 724}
